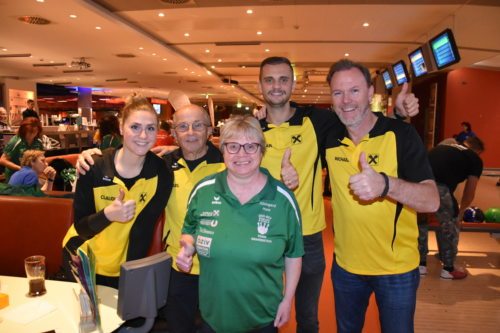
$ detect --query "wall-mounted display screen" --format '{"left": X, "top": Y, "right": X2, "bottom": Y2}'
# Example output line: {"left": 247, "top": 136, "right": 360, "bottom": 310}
{"left": 408, "top": 47, "right": 428, "bottom": 77}
{"left": 391, "top": 60, "right": 410, "bottom": 85}
{"left": 381, "top": 70, "right": 393, "bottom": 90}
{"left": 429, "top": 28, "right": 461, "bottom": 70}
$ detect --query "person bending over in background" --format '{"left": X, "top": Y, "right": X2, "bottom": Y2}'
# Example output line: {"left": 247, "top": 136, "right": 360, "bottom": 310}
{"left": 418, "top": 136, "right": 484, "bottom": 280}
{"left": 62, "top": 95, "right": 172, "bottom": 288}
{"left": 177, "top": 115, "right": 303, "bottom": 333}
{"left": 9, "top": 150, "right": 56, "bottom": 191}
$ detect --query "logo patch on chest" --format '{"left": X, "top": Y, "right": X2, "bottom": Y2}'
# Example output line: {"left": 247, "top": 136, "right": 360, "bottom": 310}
{"left": 291, "top": 134, "right": 302, "bottom": 144}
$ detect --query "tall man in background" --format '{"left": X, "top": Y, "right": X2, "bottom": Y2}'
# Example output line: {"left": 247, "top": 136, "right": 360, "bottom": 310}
{"left": 22, "top": 99, "right": 39, "bottom": 119}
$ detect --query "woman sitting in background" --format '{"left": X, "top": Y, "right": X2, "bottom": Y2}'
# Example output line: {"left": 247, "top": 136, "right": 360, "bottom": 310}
{"left": 0, "top": 117, "right": 44, "bottom": 181}
{"left": 97, "top": 114, "right": 122, "bottom": 150}
{"left": 9, "top": 150, "right": 56, "bottom": 192}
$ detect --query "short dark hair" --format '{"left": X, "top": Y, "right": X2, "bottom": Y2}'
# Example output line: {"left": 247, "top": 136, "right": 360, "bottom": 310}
{"left": 259, "top": 57, "right": 294, "bottom": 81}
{"left": 461, "top": 121, "right": 472, "bottom": 131}
{"left": 465, "top": 136, "right": 484, "bottom": 153}
{"left": 326, "top": 59, "right": 372, "bottom": 87}
{"left": 27, "top": 99, "right": 34, "bottom": 104}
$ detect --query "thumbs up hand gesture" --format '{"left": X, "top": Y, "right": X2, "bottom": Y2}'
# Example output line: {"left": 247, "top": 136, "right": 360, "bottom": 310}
{"left": 394, "top": 82, "right": 419, "bottom": 118}
{"left": 103, "top": 188, "right": 136, "bottom": 223}
{"left": 349, "top": 152, "right": 386, "bottom": 201}
{"left": 281, "top": 148, "right": 299, "bottom": 190}
{"left": 177, "top": 237, "right": 195, "bottom": 272}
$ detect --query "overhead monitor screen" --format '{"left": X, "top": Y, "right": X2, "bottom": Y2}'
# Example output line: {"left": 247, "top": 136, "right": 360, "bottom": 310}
{"left": 429, "top": 28, "right": 461, "bottom": 70}
{"left": 381, "top": 70, "right": 393, "bottom": 90}
{"left": 391, "top": 60, "right": 410, "bottom": 85}
{"left": 408, "top": 47, "right": 428, "bottom": 78}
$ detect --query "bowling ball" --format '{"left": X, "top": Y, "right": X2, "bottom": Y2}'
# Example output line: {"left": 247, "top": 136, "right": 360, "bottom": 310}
{"left": 462, "top": 206, "right": 485, "bottom": 223}
{"left": 484, "top": 208, "right": 500, "bottom": 222}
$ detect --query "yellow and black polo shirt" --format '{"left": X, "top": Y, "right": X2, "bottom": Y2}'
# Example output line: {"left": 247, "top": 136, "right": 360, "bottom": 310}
{"left": 162, "top": 141, "right": 225, "bottom": 274}
{"left": 325, "top": 114, "right": 434, "bottom": 275}
{"left": 63, "top": 148, "right": 172, "bottom": 277}
{"left": 260, "top": 104, "right": 340, "bottom": 236}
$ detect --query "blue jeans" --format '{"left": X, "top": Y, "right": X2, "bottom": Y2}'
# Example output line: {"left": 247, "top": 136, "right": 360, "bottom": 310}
{"left": 295, "top": 232, "right": 326, "bottom": 333}
{"left": 332, "top": 260, "right": 420, "bottom": 333}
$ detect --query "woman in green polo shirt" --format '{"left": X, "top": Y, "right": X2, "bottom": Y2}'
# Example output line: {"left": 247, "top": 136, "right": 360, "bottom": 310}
{"left": 177, "top": 115, "right": 304, "bottom": 333}
{"left": 0, "top": 117, "right": 44, "bottom": 181}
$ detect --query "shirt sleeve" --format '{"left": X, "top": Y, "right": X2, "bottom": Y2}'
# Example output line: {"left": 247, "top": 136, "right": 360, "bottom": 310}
{"left": 72, "top": 165, "right": 111, "bottom": 240}
{"left": 182, "top": 190, "right": 199, "bottom": 236}
{"left": 283, "top": 188, "right": 304, "bottom": 258}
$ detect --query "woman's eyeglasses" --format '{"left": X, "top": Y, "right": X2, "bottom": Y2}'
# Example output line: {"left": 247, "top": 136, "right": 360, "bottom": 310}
{"left": 223, "top": 142, "right": 261, "bottom": 154}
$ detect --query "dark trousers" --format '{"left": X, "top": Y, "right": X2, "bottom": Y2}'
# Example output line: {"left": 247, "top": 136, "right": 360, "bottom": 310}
{"left": 295, "top": 232, "right": 326, "bottom": 333}
{"left": 159, "top": 268, "right": 199, "bottom": 333}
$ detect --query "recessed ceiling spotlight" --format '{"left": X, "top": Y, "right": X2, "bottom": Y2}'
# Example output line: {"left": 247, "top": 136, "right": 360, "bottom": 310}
{"left": 362, "top": 22, "right": 370, "bottom": 27}
{"left": 246, "top": 9, "right": 253, "bottom": 14}
{"left": 344, "top": 53, "right": 350, "bottom": 57}
{"left": 302, "top": 95, "right": 306, "bottom": 98}
{"left": 69, "top": 14, "right": 77, "bottom": 19}
{"left": 184, "top": 32, "right": 190, "bottom": 37}
{"left": 36, "top": 0, "right": 45, "bottom": 3}
{"left": 139, "top": 47, "right": 144, "bottom": 50}
{"left": 158, "top": 12, "right": 165, "bottom": 17}
{"left": 265, "top": 49, "right": 270, "bottom": 52}
{"left": 205, "top": 49, "right": 210, "bottom": 53}
{"left": 95, "top": 26, "right": 102, "bottom": 30}
{"left": 49, "top": 60, "right": 54, "bottom": 63}
{"left": 152, "top": 53, "right": 157, "bottom": 56}
{"left": 162, "top": 58, "right": 167, "bottom": 61}
{"left": 241, "top": 65, "right": 246, "bottom": 68}
{"left": 217, "top": 58, "right": 222, "bottom": 62}
{"left": 184, "top": 68, "right": 188, "bottom": 71}
{"left": 1, "top": 48, "right": 7, "bottom": 51}
{"left": 191, "top": 71, "right": 195, "bottom": 74}
{"left": 257, "top": 31, "right": 263, "bottom": 35}
{"left": 211, "top": 65, "right": 215, "bottom": 69}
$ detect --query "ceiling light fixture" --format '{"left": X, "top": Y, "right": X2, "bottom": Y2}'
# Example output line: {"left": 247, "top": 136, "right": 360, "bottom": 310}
{"left": 246, "top": 9, "right": 253, "bottom": 14}
{"left": 344, "top": 53, "right": 350, "bottom": 57}
{"left": 69, "top": 14, "right": 77, "bottom": 19}
{"left": 158, "top": 13, "right": 165, "bottom": 17}
{"left": 257, "top": 31, "right": 262, "bottom": 35}
{"left": 265, "top": 49, "right": 270, "bottom": 52}
{"left": 205, "top": 49, "right": 210, "bottom": 53}
{"left": 2, "top": 48, "right": 7, "bottom": 51}
{"left": 95, "top": 26, "right": 102, "bottom": 30}
{"left": 211, "top": 65, "right": 215, "bottom": 69}
{"left": 362, "top": 22, "right": 370, "bottom": 27}
{"left": 139, "top": 47, "right": 144, "bottom": 50}
{"left": 184, "top": 32, "right": 190, "bottom": 37}
{"left": 217, "top": 58, "right": 222, "bottom": 62}
{"left": 152, "top": 53, "right": 157, "bottom": 56}
{"left": 162, "top": 58, "right": 167, "bottom": 61}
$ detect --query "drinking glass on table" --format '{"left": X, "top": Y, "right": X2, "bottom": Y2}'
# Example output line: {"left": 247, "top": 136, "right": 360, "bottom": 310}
{"left": 24, "top": 255, "right": 47, "bottom": 297}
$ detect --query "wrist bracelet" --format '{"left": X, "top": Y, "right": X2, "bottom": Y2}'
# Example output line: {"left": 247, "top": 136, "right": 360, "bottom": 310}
{"left": 48, "top": 178, "right": 55, "bottom": 182}
{"left": 380, "top": 172, "right": 389, "bottom": 198}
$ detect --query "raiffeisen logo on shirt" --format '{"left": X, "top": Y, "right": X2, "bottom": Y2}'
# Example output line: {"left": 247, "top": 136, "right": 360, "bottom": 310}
{"left": 291, "top": 134, "right": 302, "bottom": 145}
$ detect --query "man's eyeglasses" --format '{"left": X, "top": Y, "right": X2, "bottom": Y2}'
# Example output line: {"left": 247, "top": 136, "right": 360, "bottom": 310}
{"left": 174, "top": 121, "right": 209, "bottom": 132}
{"left": 223, "top": 142, "right": 261, "bottom": 154}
